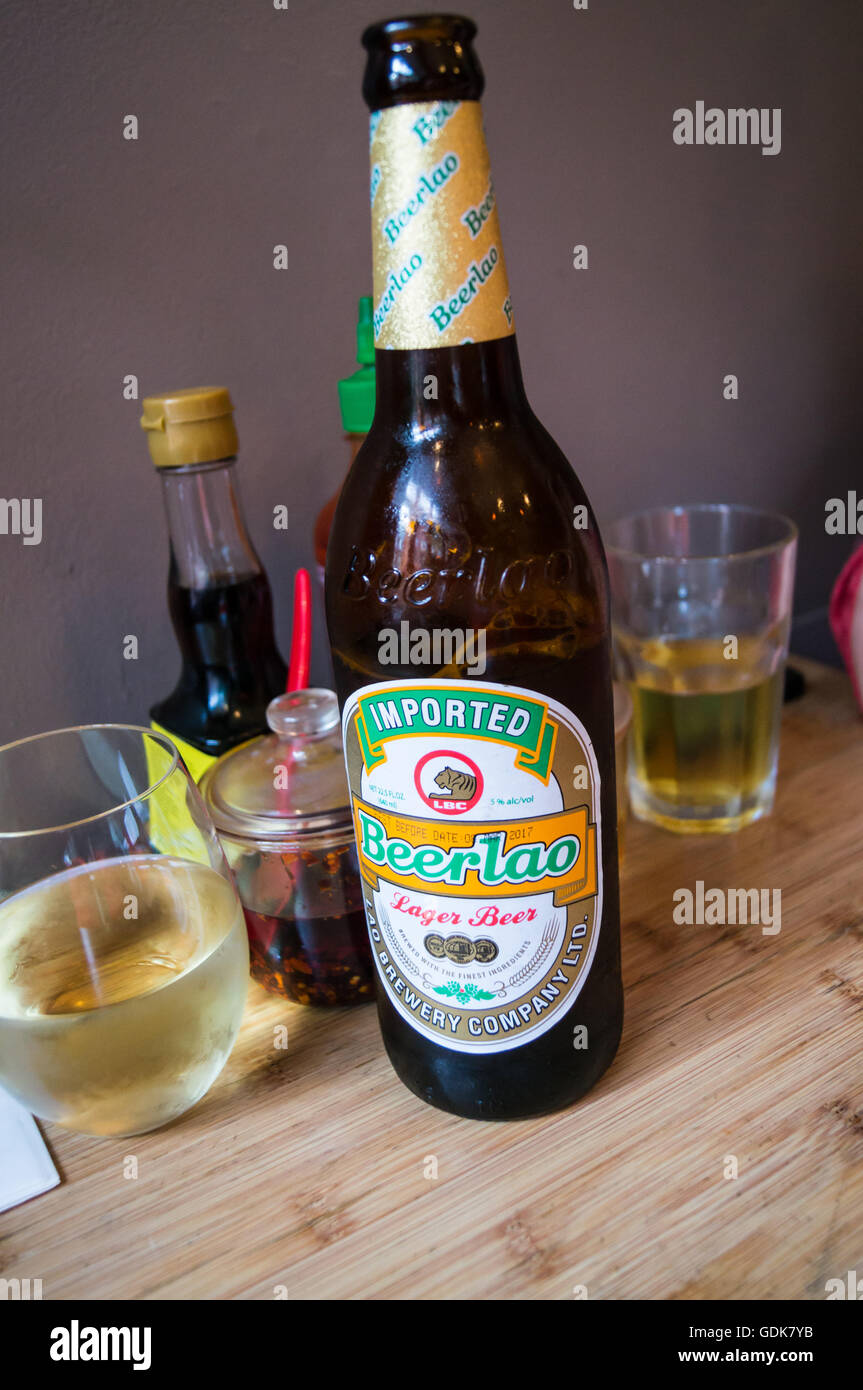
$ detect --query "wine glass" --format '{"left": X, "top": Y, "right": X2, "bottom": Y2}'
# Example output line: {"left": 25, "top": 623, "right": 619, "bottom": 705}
{"left": 0, "top": 724, "right": 249, "bottom": 1137}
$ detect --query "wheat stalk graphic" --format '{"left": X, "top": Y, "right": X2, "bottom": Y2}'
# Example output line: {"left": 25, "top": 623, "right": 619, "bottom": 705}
{"left": 380, "top": 908, "right": 426, "bottom": 978}
{"left": 505, "top": 919, "right": 558, "bottom": 991}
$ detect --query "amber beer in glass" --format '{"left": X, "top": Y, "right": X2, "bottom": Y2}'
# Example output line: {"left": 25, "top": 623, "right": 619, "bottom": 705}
{"left": 326, "top": 15, "right": 623, "bottom": 1118}
{"left": 608, "top": 505, "right": 798, "bottom": 833}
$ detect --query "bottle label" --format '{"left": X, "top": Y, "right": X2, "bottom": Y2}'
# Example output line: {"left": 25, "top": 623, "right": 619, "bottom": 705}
{"left": 342, "top": 679, "right": 602, "bottom": 1054}
{"left": 370, "top": 100, "right": 515, "bottom": 351}
{"left": 144, "top": 722, "right": 219, "bottom": 865}
{"left": 150, "top": 721, "right": 220, "bottom": 784}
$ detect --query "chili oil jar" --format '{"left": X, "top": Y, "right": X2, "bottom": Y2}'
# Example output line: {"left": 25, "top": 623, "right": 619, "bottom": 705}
{"left": 200, "top": 689, "right": 374, "bottom": 1006}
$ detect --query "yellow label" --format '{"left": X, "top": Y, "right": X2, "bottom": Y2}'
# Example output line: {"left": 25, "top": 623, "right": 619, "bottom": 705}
{"left": 150, "top": 721, "right": 219, "bottom": 784}
{"left": 370, "top": 100, "right": 515, "bottom": 350}
{"left": 143, "top": 723, "right": 217, "bottom": 865}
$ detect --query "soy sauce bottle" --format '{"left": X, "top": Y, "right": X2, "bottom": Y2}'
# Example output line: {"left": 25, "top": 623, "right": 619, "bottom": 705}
{"left": 141, "top": 387, "right": 286, "bottom": 780}
{"left": 326, "top": 16, "right": 623, "bottom": 1120}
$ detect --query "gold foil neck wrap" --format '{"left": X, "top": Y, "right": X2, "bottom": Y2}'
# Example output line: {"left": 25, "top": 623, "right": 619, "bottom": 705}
{"left": 370, "top": 100, "right": 515, "bottom": 351}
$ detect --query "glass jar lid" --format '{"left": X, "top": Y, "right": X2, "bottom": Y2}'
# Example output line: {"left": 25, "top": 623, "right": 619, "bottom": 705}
{"left": 200, "top": 689, "right": 353, "bottom": 843}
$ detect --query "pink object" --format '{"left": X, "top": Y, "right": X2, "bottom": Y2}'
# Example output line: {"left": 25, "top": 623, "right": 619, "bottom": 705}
{"left": 829, "top": 544, "right": 863, "bottom": 713}
{"left": 287, "top": 568, "right": 312, "bottom": 693}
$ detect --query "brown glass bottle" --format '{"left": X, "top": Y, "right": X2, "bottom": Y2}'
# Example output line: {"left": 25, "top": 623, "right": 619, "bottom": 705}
{"left": 326, "top": 15, "right": 622, "bottom": 1120}
{"left": 141, "top": 387, "right": 287, "bottom": 780}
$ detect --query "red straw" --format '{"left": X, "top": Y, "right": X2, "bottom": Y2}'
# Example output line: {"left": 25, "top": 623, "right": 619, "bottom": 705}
{"left": 287, "top": 567, "right": 312, "bottom": 692}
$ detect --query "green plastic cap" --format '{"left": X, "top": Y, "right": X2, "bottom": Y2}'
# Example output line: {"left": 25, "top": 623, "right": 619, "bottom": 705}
{"left": 338, "top": 296, "right": 376, "bottom": 434}
{"left": 356, "top": 295, "right": 374, "bottom": 364}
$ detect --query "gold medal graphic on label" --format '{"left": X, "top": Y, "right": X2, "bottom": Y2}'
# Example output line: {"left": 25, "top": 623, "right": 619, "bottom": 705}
{"left": 443, "top": 934, "right": 476, "bottom": 964}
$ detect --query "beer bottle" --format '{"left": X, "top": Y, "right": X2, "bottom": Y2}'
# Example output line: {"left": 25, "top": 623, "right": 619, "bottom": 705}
{"left": 326, "top": 15, "right": 623, "bottom": 1119}
{"left": 141, "top": 387, "right": 287, "bottom": 780}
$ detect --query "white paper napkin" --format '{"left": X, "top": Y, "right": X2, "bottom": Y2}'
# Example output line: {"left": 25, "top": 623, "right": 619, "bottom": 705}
{"left": 0, "top": 1088, "right": 60, "bottom": 1212}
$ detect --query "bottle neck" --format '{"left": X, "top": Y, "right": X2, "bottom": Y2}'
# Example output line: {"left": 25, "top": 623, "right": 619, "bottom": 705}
{"left": 370, "top": 98, "right": 516, "bottom": 363}
{"left": 158, "top": 457, "right": 261, "bottom": 589}
{"left": 373, "top": 335, "right": 528, "bottom": 427}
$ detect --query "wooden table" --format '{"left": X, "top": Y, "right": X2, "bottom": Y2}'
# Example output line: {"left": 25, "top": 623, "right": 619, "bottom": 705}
{"left": 3, "top": 658, "right": 862, "bottom": 1300}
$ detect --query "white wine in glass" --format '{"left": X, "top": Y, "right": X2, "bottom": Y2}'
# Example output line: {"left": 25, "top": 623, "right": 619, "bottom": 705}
{"left": 0, "top": 726, "right": 249, "bottom": 1137}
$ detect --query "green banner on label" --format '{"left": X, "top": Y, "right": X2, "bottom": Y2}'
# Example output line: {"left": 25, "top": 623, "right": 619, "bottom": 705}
{"left": 356, "top": 685, "right": 557, "bottom": 782}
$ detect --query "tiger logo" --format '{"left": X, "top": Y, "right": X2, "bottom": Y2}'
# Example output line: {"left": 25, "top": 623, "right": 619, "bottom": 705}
{"left": 415, "top": 750, "right": 484, "bottom": 815}
{"left": 434, "top": 766, "right": 478, "bottom": 800}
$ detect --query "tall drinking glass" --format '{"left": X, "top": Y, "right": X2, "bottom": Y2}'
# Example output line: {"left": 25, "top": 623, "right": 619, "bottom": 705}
{"left": 0, "top": 725, "right": 249, "bottom": 1136}
{"left": 607, "top": 506, "right": 797, "bottom": 833}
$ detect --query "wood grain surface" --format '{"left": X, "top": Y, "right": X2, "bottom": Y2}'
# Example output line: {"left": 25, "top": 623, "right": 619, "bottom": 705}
{"left": 2, "top": 657, "right": 861, "bottom": 1300}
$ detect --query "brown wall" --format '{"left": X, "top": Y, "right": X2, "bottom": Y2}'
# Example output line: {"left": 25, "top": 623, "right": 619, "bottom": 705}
{"left": 1, "top": 0, "right": 860, "bottom": 741}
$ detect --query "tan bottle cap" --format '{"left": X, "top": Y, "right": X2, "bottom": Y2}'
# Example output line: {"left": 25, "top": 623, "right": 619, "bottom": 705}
{"left": 140, "top": 386, "right": 239, "bottom": 468}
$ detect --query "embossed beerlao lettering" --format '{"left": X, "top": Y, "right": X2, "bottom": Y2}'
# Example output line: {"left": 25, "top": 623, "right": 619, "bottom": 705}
{"left": 340, "top": 544, "right": 576, "bottom": 607}
{"left": 430, "top": 248, "right": 500, "bottom": 333}
{"left": 383, "top": 152, "right": 460, "bottom": 243}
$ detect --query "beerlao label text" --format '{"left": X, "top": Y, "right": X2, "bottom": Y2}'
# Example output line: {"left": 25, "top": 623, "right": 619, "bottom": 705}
{"left": 341, "top": 680, "right": 602, "bottom": 1053}
{"left": 370, "top": 100, "right": 515, "bottom": 350}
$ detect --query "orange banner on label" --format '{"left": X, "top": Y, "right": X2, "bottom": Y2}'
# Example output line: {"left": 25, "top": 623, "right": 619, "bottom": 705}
{"left": 352, "top": 796, "right": 598, "bottom": 902}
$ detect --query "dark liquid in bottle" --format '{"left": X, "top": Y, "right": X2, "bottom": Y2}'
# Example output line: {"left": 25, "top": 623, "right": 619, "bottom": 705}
{"left": 151, "top": 570, "right": 287, "bottom": 756}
